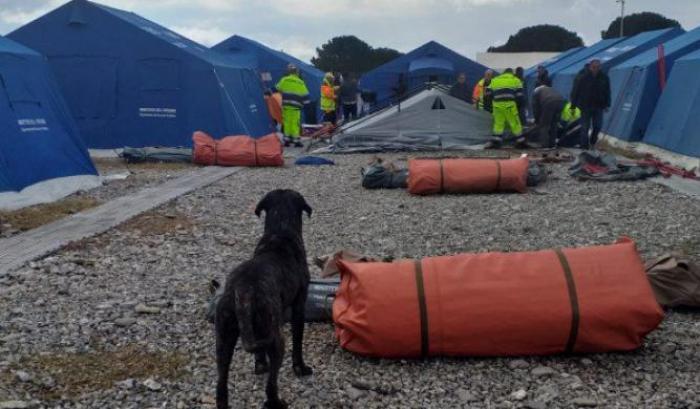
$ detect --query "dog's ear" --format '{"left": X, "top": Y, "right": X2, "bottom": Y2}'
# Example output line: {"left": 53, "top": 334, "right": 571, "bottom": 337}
{"left": 300, "top": 197, "right": 312, "bottom": 218}
{"left": 209, "top": 279, "right": 220, "bottom": 295}
{"left": 254, "top": 195, "right": 270, "bottom": 218}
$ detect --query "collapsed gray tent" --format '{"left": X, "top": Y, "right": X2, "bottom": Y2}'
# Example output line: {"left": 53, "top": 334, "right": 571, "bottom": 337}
{"left": 329, "top": 87, "right": 492, "bottom": 152}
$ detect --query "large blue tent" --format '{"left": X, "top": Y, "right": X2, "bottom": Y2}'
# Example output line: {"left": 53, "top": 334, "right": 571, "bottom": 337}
{"left": 552, "top": 28, "right": 683, "bottom": 99}
{"left": 0, "top": 35, "right": 97, "bottom": 209}
{"left": 643, "top": 49, "right": 700, "bottom": 158}
{"left": 604, "top": 27, "right": 700, "bottom": 142}
{"left": 360, "top": 41, "right": 490, "bottom": 108}
{"left": 8, "top": 0, "right": 272, "bottom": 149}
{"left": 523, "top": 46, "right": 583, "bottom": 79}
{"left": 524, "top": 39, "right": 624, "bottom": 105}
{"left": 213, "top": 35, "right": 324, "bottom": 123}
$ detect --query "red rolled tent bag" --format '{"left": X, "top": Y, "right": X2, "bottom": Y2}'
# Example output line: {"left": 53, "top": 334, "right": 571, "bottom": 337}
{"left": 333, "top": 238, "right": 663, "bottom": 358}
{"left": 408, "top": 157, "right": 529, "bottom": 195}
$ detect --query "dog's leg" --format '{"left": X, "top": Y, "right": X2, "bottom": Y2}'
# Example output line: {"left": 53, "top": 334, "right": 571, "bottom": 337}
{"left": 216, "top": 320, "right": 238, "bottom": 409}
{"left": 291, "top": 294, "right": 313, "bottom": 377}
{"left": 263, "top": 335, "right": 287, "bottom": 409}
{"left": 255, "top": 350, "right": 269, "bottom": 375}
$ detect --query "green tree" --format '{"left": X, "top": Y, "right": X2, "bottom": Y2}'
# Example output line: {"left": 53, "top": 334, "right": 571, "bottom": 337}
{"left": 488, "top": 25, "right": 584, "bottom": 52}
{"left": 311, "top": 36, "right": 402, "bottom": 76}
{"left": 602, "top": 12, "right": 681, "bottom": 39}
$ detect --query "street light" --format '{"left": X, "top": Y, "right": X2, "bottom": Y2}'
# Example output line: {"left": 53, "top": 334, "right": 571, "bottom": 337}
{"left": 617, "top": 0, "right": 626, "bottom": 37}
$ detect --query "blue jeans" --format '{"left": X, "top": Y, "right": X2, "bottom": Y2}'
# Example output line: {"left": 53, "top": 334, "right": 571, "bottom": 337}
{"left": 580, "top": 109, "right": 604, "bottom": 148}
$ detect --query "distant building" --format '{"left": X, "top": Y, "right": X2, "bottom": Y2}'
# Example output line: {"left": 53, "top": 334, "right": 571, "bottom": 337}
{"left": 476, "top": 52, "right": 560, "bottom": 72}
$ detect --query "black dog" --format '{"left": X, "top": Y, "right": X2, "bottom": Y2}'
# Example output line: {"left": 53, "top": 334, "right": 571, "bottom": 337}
{"left": 215, "top": 189, "right": 313, "bottom": 409}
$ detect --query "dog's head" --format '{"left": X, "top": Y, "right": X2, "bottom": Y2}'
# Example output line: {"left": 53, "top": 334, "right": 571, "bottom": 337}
{"left": 255, "top": 189, "right": 312, "bottom": 233}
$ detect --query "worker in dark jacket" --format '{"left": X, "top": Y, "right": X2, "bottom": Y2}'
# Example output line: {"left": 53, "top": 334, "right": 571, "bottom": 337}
{"left": 535, "top": 65, "right": 552, "bottom": 87}
{"left": 449, "top": 73, "right": 471, "bottom": 103}
{"left": 570, "top": 59, "right": 610, "bottom": 148}
{"left": 515, "top": 67, "right": 528, "bottom": 125}
{"left": 339, "top": 74, "right": 359, "bottom": 122}
{"left": 529, "top": 85, "right": 580, "bottom": 148}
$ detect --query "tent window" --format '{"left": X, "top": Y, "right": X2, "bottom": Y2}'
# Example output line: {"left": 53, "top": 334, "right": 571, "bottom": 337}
{"left": 138, "top": 58, "right": 181, "bottom": 91}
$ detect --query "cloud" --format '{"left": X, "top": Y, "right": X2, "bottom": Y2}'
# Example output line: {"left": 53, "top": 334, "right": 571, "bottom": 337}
{"left": 171, "top": 25, "right": 229, "bottom": 46}
{"left": 0, "top": 0, "right": 63, "bottom": 25}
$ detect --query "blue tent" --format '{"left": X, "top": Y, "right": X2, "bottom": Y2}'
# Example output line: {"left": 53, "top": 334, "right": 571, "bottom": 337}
{"left": 360, "top": 41, "right": 490, "bottom": 108}
{"left": 604, "top": 27, "right": 700, "bottom": 142}
{"left": 524, "top": 39, "right": 624, "bottom": 105}
{"left": 213, "top": 35, "right": 324, "bottom": 123}
{"left": 552, "top": 28, "right": 683, "bottom": 99}
{"left": 0, "top": 35, "right": 97, "bottom": 207}
{"left": 643, "top": 49, "right": 700, "bottom": 158}
{"left": 523, "top": 46, "right": 583, "bottom": 78}
{"left": 8, "top": 0, "right": 272, "bottom": 149}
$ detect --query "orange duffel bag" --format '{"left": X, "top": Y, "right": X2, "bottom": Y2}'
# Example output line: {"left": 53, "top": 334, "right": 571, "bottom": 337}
{"left": 408, "top": 157, "right": 529, "bottom": 195}
{"left": 192, "top": 132, "right": 283, "bottom": 167}
{"left": 255, "top": 133, "right": 285, "bottom": 167}
{"left": 217, "top": 135, "right": 256, "bottom": 167}
{"left": 192, "top": 131, "right": 217, "bottom": 165}
{"left": 333, "top": 238, "right": 663, "bottom": 358}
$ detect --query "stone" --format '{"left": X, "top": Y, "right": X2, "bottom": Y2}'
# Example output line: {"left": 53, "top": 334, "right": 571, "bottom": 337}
{"left": 531, "top": 366, "right": 556, "bottom": 377}
{"left": 456, "top": 388, "right": 478, "bottom": 403}
{"left": 659, "top": 342, "right": 677, "bottom": 354}
{"left": 14, "top": 370, "right": 31, "bottom": 382}
{"left": 571, "top": 397, "right": 598, "bottom": 407}
{"left": 346, "top": 385, "right": 364, "bottom": 400}
{"left": 508, "top": 359, "right": 529, "bottom": 370}
{"left": 114, "top": 317, "right": 137, "bottom": 327}
{"left": 143, "top": 378, "right": 162, "bottom": 391}
{"left": 511, "top": 389, "right": 527, "bottom": 401}
{"left": 0, "top": 402, "right": 36, "bottom": 409}
{"left": 524, "top": 402, "right": 547, "bottom": 409}
{"left": 135, "top": 304, "right": 161, "bottom": 314}
{"left": 580, "top": 358, "right": 593, "bottom": 366}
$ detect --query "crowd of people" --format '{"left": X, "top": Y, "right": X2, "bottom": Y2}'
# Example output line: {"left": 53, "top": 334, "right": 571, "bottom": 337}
{"left": 273, "top": 59, "right": 611, "bottom": 150}
{"left": 467, "top": 58, "right": 611, "bottom": 150}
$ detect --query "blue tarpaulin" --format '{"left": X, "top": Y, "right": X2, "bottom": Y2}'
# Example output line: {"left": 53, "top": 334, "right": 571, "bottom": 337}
{"left": 552, "top": 28, "right": 683, "bottom": 99}
{"left": 643, "top": 48, "right": 700, "bottom": 158}
{"left": 8, "top": 0, "right": 272, "bottom": 149}
{"left": 0, "top": 35, "right": 96, "bottom": 202}
{"left": 360, "top": 41, "right": 490, "bottom": 108}
{"left": 524, "top": 39, "right": 624, "bottom": 105}
{"left": 213, "top": 35, "right": 324, "bottom": 123}
{"left": 605, "top": 27, "right": 700, "bottom": 142}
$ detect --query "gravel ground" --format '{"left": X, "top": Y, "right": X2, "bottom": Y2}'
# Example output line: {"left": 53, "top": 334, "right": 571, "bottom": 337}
{"left": 87, "top": 159, "right": 197, "bottom": 203}
{"left": 1, "top": 150, "right": 699, "bottom": 409}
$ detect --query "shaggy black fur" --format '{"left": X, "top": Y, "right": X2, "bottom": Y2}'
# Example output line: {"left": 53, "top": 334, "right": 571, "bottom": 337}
{"left": 215, "top": 189, "right": 313, "bottom": 409}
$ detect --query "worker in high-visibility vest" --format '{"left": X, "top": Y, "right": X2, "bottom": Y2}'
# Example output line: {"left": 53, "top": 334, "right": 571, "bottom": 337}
{"left": 275, "top": 63, "right": 310, "bottom": 147}
{"left": 320, "top": 72, "right": 339, "bottom": 124}
{"left": 472, "top": 69, "right": 494, "bottom": 112}
{"left": 530, "top": 85, "right": 581, "bottom": 148}
{"left": 486, "top": 68, "right": 523, "bottom": 148}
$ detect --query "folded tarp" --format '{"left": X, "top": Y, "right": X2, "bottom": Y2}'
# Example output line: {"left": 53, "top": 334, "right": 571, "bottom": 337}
{"left": 646, "top": 254, "right": 700, "bottom": 308}
{"left": 408, "top": 157, "right": 529, "bottom": 195}
{"left": 121, "top": 147, "right": 193, "bottom": 163}
{"left": 192, "top": 131, "right": 284, "bottom": 167}
{"left": 569, "top": 151, "right": 659, "bottom": 182}
{"left": 333, "top": 238, "right": 663, "bottom": 358}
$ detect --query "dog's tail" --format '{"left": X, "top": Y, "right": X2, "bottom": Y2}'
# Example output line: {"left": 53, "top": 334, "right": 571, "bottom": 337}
{"left": 234, "top": 286, "right": 275, "bottom": 353}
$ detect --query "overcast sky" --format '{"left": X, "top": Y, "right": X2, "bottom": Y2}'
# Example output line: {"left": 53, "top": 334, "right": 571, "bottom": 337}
{"left": 2, "top": 0, "right": 700, "bottom": 62}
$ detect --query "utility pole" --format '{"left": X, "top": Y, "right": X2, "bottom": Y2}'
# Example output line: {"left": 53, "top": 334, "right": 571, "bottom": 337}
{"left": 617, "top": 0, "right": 626, "bottom": 37}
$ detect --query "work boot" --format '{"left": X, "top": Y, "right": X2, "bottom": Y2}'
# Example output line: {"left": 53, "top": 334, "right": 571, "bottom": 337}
{"left": 284, "top": 137, "right": 291, "bottom": 147}
{"left": 484, "top": 138, "right": 502, "bottom": 150}
{"left": 294, "top": 140, "right": 304, "bottom": 148}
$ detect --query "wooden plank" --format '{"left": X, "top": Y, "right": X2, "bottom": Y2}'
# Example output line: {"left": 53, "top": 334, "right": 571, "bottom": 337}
{"left": 0, "top": 166, "right": 241, "bottom": 275}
